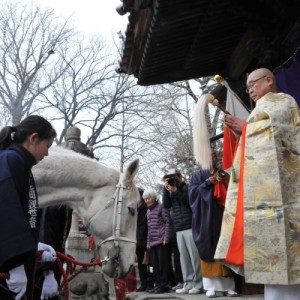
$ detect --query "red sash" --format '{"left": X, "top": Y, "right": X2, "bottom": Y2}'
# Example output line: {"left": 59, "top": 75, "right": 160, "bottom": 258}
{"left": 214, "top": 182, "right": 227, "bottom": 207}
{"left": 225, "top": 124, "right": 247, "bottom": 265}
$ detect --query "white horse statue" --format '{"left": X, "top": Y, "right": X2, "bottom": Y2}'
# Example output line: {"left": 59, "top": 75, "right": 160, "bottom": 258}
{"left": 32, "top": 146, "right": 139, "bottom": 279}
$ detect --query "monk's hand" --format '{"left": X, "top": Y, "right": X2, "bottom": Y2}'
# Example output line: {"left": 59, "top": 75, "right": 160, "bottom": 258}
{"left": 38, "top": 242, "right": 57, "bottom": 262}
{"left": 208, "top": 176, "right": 216, "bottom": 184}
{"left": 6, "top": 264, "right": 27, "bottom": 300}
{"left": 224, "top": 114, "right": 245, "bottom": 135}
{"left": 216, "top": 175, "right": 224, "bottom": 183}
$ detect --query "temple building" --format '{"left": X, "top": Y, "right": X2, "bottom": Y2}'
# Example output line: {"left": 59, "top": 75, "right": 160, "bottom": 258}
{"left": 116, "top": 0, "right": 300, "bottom": 108}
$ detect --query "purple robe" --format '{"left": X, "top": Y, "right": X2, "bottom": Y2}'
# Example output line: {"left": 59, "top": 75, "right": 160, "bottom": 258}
{"left": 188, "top": 170, "right": 224, "bottom": 262}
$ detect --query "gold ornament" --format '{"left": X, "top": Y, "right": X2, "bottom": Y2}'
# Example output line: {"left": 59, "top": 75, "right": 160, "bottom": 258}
{"left": 214, "top": 74, "right": 224, "bottom": 83}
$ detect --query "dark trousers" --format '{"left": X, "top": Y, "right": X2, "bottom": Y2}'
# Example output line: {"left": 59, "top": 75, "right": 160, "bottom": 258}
{"left": 136, "top": 247, "right": 153, "bottom": 288}
{"left": 150, "top": 243, "right": 171, "bottom": 288}
{"left": 172, "top": 243, "right": 183, "bottom": 283}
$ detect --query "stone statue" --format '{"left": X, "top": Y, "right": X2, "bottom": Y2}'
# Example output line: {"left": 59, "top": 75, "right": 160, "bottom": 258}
{"left": 61, "top": 127, "right": 94, "bottom": 158}
{"left": 61, "top": 127, "right": 109, "bottom": 300}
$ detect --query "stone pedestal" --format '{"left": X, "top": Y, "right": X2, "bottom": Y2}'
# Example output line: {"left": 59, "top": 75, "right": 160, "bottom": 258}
{"left": 61, "top": 128, "right": 109, "bottom": 299}
{"left": 59, "top": 268, "right": 109, "bottom": 300}
{"left": 66, "top": 212, "right": 94, "bottom": 263}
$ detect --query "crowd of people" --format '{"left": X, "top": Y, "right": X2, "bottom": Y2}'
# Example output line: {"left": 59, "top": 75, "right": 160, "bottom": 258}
{"left": 0, "top": 67, "right": 299, "bottom": 300}
{"left": 135, "top": 67, "right": 300, "bottom": 300}
{"left": 136, "top": 163, "right": 237, "bottom": 298}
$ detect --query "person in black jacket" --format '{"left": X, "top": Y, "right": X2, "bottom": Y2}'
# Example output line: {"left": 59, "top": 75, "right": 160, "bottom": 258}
{"left": 162, "top": 168, "right": 202, "bottom": 295}
{"left": 33, "top": 205, "right": 73, "bottom": 300}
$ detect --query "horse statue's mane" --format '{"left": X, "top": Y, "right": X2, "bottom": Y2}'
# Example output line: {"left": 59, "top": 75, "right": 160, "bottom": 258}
{"left": 34, "top": 146, "right": 119, "bottom": 190}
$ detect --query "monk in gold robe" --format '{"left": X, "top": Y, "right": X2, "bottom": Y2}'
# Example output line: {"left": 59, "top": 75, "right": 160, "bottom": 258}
{"left": 215, "top": 68, "right": 300, "bottom": 299}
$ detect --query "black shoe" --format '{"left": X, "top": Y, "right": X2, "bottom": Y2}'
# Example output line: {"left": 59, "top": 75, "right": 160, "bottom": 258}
{"left": 145, "top": 286, "right": 154, "bottom": 292}
{"left": 136, "top": 286, "right": 147, "bottom": 292}
{"left": 148, "top": 286, "right": 159, "bottom": 293}
{"left": 154, "top": 286, "right": 169, "bottom": 294}
{"left": 147, "top": 287, "right": 156, "bottom": 293}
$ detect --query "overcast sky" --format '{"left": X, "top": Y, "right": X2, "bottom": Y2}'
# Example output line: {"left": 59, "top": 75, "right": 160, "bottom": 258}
{"left": 2, "top": 0, "right": 129, "bottom": 38}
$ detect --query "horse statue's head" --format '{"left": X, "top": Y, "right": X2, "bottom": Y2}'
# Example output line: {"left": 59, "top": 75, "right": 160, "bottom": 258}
{"left": 33, "top": 147, "right": 140, "bottom": 279}
{"left": 86, "top": 158, "right": 140, "bottom": 279}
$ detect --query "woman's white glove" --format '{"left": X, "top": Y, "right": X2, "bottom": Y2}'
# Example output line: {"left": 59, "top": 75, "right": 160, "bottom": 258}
{"left": 38, "top": 242, "right": 57, "bottom": 262}
{"left": 41, "top": 271, "right": 58, "bottom": 299}
{"left": 6, "top": 264, "right": 27, "bottom": 300}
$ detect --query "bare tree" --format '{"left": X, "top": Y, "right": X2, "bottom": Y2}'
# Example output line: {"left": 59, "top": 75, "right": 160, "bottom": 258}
{"left": 84, "top": 73, "right": 158, "bottom": 169}
{"left": 154, "top": 84, "right": 197, "bottom": 180}
{"left": 140, "top": 79, "right": 223, "bottom": 186}
{"left": 0, "top": 2, "right": 74, "bottom": 124}
{"left": 104, "top": 82, "right": 200, "bottom": 188}
{"left": 37, "top": 33, "right": 158, "bottom": 169}
{"left": 37, "top": 35, "right": 117, "bottom": 144}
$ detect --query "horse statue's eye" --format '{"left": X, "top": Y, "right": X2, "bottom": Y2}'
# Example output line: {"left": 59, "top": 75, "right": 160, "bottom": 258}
{"left": 127, "top": 207, "right": 135, "bottom": 216}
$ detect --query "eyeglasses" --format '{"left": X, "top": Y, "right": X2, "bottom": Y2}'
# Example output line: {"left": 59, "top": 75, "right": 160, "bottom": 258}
{"left": 246, "top": 75, "right": 267, "bottom": 93}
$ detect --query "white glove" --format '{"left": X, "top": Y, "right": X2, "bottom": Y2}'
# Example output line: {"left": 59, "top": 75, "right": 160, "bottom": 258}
{"left": 41, "top": 271, "right": 58, "bottom": 299}
{"left": 6, "top": 264, "right": 27, "bottom": 300}
{"left": 38, "top": 242, "right": 57, "bottom": 262}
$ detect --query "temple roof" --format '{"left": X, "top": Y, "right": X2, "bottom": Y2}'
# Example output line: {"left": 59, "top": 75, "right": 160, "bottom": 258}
{"left": 117, "top": 0, "right": 300, "bottom": 91}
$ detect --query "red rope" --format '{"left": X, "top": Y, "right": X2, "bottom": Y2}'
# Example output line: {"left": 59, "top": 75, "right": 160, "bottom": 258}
{"left": 0, "top": 251, "right": 102, "bottom": 300}
{"left": 55, "top": 252, "right": 102, "bottom": 300}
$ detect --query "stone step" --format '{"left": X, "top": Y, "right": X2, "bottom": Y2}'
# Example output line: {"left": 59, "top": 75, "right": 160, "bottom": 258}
{"left": 125, "top": 291, "right": 264, "bottom": 300}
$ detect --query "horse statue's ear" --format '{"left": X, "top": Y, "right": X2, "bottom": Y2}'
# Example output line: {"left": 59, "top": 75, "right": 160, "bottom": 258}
{"left": 124, "top": 159, "right": 139, "bottom": 183}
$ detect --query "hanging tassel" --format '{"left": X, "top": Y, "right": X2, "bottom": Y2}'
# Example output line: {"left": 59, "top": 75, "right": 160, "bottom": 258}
{"left": 193, "top": 94, "right": 214, "bottom": 169}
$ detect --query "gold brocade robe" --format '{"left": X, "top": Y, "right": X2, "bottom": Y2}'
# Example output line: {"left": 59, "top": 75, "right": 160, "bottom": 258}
{"left": 215, "top": 92, "right": 300, "bottom": 284}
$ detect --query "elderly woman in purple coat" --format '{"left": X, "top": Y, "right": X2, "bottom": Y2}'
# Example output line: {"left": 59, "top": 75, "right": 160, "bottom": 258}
{"left": 143, "top": 188, "right": 172, "bottom": 294}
